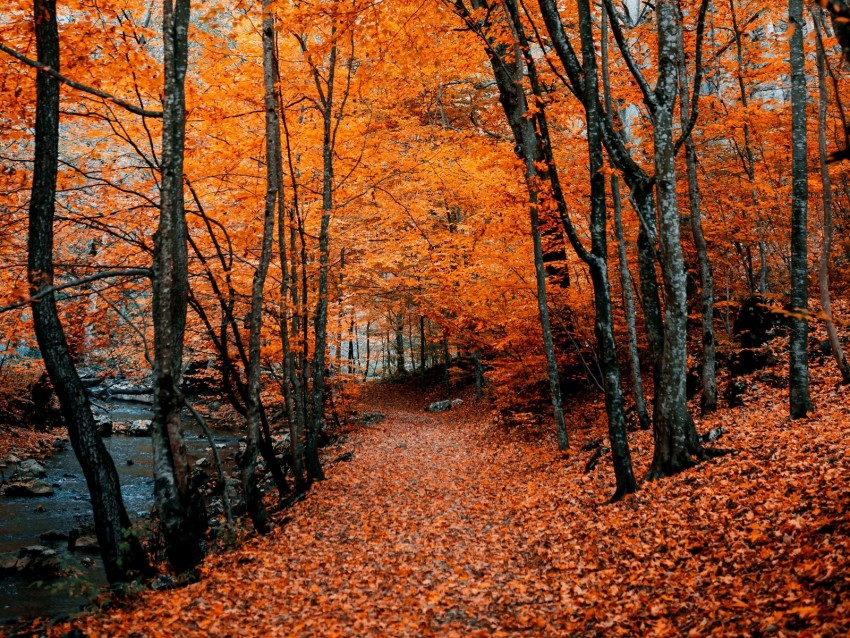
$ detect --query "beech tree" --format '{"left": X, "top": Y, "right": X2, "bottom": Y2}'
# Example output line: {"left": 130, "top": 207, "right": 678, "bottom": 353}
{"left": 25, "top": 0, "right": 148, "bottom": 585}
{"left": 788, "top": 0, "right": 812, "bottom": 419}
{"left": 150, "top": 0, "right": 205, "bottom": 571}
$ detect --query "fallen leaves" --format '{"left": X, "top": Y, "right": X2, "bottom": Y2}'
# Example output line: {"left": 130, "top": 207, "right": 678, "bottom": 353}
{"left": 42, "top": 371, "right": 849, "bottom": 637}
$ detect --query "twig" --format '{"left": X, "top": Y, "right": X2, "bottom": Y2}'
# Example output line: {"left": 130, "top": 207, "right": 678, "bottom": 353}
{"left": 0, "top": 268, "right": 151, "bottom": 314}
{"left": 0, "top": 41, "right": 162, "bottom": 118}
{"left": 183, "top": 398, "right": 233, "bottom": 524}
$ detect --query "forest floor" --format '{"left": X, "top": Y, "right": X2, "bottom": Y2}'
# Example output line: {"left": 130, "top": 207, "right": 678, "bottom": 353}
{"left": 38, "top": 363, "right": 850, "bottom": 638}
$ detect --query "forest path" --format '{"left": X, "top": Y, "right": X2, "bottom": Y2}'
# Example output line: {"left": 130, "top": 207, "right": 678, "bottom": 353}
{"left": 85, "top": 388, "right": 567, "bottom": 637}
{"left": 57, "top": 383, "right": 850, "bottom": 637}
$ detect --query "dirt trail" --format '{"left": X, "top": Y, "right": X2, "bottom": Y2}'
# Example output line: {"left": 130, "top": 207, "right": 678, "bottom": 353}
{"left": 51, "top": 384, "right": 850, "bottom": 637}
{"left": 57, "top": 392, "right": 565, "bottom": 637}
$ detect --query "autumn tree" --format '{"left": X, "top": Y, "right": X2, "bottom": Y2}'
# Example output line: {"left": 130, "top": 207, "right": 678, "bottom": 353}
{"left": 788, "top": 0, "right": 812, "bottom": 419}
{"left": 150, "top": 0, "right": 205, "bottom": 571}
{"left": 24, "top": 0, "right": 148, "bottom": 585}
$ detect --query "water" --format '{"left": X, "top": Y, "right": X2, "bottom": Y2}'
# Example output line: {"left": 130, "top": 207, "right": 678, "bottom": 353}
{"left": 0, "top": 404, "right": 237, "bottom": 623}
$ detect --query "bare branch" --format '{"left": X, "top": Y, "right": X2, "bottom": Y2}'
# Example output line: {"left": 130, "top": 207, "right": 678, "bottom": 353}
{"left": 0, "top": 268, "right": 151, "bottom": 314}
{"left": 0, "top": 40, "right": 162, "bottom": 118}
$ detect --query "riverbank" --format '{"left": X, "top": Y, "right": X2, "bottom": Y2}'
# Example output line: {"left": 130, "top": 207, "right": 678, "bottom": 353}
{"left": 0, "top": 365, "right": 243, "bottom": 626}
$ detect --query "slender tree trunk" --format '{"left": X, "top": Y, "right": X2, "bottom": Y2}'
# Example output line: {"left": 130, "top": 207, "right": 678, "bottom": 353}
{"left": 534, "top": 0, "right": 641, "bottom": 478}
{"left": 789, "top": 0, "right": 812, "bottom": 418}
{"left": 395, "top": 311, "right": 406, "bottom": 374}
{"left": 575, "top": 0, "right": 636, "bottom": 496}
{"left": 363, "top": 321, "right": 371, "bottom": 380}
{"left": 528, "top": 181, "right": 569, "bottom": 451}
{"left": 419, "top": 315, "right": 426, "bottom": 371}
{"left": 151, "top": 0, "right": 205, "bottom": 571}
{"left": 814, "top": 13, "right": 850, "bottom": 384}
{"left": 601, "top": 9, "right": 650, "bottom": 431}
{"left": 27, "top": 0, "right": 148, "bottom": 585}
{"left": 306, "top": 41, "right": 339, "bottom": 484}
{"left": 457, "top": 0, "right": 569, "bottom": 448}
{"left": 646, "top": 0, "right": 703, "bottom": 479}
{"left": 348, "top": 315, "right": 356, "bottom": 374}
{"left": 473, "top": 350, "right": 484, "bottom": 399}
{"left": 280, "top": 105, "right": 309, "bottom": 477}
{"left": 538, "top": 0, "right": 666, "bottom": 421}
{"left": 239, "top": 0, "right": 280, "bottom": 533}
{"left": 278, "top": 215, "right": 306, "bottom": 491}
{"left": 442, "top": 331, "right": 451, "bottom": 397}
{"left": 676, "top": 3, "right": 717, "bottom": 414}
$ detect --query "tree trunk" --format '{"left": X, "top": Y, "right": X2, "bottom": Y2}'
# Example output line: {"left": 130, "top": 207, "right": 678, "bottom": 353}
{"left": 280, "top": 104, "right": 309, "bottom": 482}
{"left": 538, "top": 0, "right": 665, "bottom": 414}
{"left": 601, "top": 9, "right": 650, "bottom": 431}
{"left": 363, "top": 321, "right": 371, "bottom": 380}
{"left": 395, "top": 311, "right": 406, "bottom": 374}
{"left": 528, "top": 181, "right": 569, "bottom": 451}
{"left": 458, "top": 0, "right": 569, "bottom": 449}
{"left": 151, "top": 0, "right": 205, "bottom": 571}
{"left": 239, "top": 0, "right": 280, "bottom": 533}
{"left": 27, "top": 0, "right": 148, "bottom": 585}
{"left": 814, "top": 12, "right": 850, "bottom": 384}
{"left": 442, "top": 331, "right": 451, "bottom": 397}
{"left": 646, "top": 0, "right": 703, "bottom": 479}
{"left": 306, "top": 40, "right": 339, "bottom": 485}
{"left": 419, "top": 315, "right": 426, "bottom": 371}
{"left": 789, "top": 0, "right": 812, "bottom": 418}
{"left": 575, "top": 0, "right": 637, "bottom": 497}
{"left": 676, "top": 4, "right": 717, "bottom": 414}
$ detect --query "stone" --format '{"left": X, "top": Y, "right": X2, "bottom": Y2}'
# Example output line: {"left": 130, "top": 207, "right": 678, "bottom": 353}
{"left": 7, "top": 454, "right": 20, "bottom": 464}
{"left": 700, "top": 427, "right": 725, "bottom": 443}
{"left": 355, "top": 411, "right": 385, "bottom": 426}
{"left": 111, "top": 393, "right": 154, "bottom": 404}
{"left": 4, "top": 480, "right": 55, "bottom": 497}
{"left": 127, "top": 420, "right": 152, "bottom": 437}
{"left": 51, "top": 438, "right": 66, "bottom": 450}
{"left": 152, "top": 574, "right": 175, "bottom": 591}
{"left": 425, "top": 400, "right": 453, "bottom": 412}
{"left": 13, "top": 545, "right": 62, "bottom": 578}
{"left": 0, "top": 552, "right": 18, "bottom": 571}
{"left": 40, "top": 529, "right": 68, "bottom": 541}
{"left": 70, "top": 535, "right": 100, "bottom": 553}
{"left": 195, "top": 457, "right": 210, "bottom": 469}
{"left": 94, "top": 414, "right": 113, "bottom": 437}
{"left": 11, "top": 459, "right": 47, "bottom": 481}
{"left": 724, "top": 380, "right": 747, "bottom": 408}
{"left": 729, "top": 348, "right": 778, "bottom": 377}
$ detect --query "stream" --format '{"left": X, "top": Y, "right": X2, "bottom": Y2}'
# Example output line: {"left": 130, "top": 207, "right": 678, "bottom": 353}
{"left": 0, "top": 404, "right": 237, "bottom": 624}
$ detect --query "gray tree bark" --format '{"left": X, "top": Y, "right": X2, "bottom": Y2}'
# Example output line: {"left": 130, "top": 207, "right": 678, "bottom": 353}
{"left": 789, "top": 0, "right": 813, "bottom": 418}
{"left": 676, "top": 2, "right": 717, "bottom": 414}
{"left": 575, "top": 0, "right": 638, "bottom": 497}
{"left": 151, "top": 0, "right": 205, "bottom": 571}
{"left": 814, "top": 10, "right": 850, "bottom": 384}
{"left": 646, "top": 0, "right": 703, "bottom": 479}
{"left": 453, "top": 0, "right": 569, "bottom": 450}
{"left": 305, "top": 36, "right": 339, "bottom": 483}
{"left": 239, "top": 0, "right": 280, "bottom": 533}
{"left": 601, "top": 9, "right": 650, "bottom": 431}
